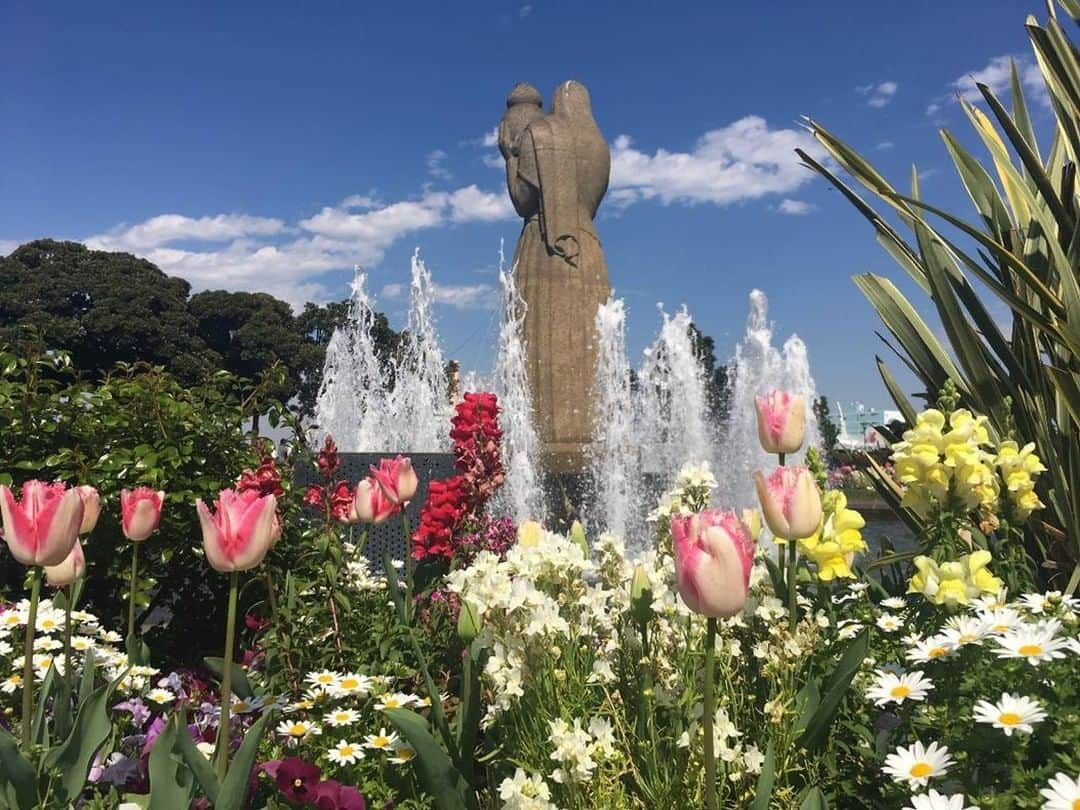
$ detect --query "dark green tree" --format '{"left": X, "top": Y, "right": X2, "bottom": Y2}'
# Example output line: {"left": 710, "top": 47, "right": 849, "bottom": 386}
{"left": 0, "top": 239, "right": 210, "bottom": 380}
{"left": 689, "top": 323, "right": 732, "bottom": 423}
{"left": 813, "top": 394, "right": 841, "bottom": 453}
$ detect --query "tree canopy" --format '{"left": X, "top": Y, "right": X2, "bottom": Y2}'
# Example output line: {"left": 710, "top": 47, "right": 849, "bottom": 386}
{"left": 0, "top": 239, "right": 400, "bottom": 417}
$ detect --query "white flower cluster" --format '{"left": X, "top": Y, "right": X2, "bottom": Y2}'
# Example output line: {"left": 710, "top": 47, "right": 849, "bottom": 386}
{"left": 647, "top": 460, "right": 716, "bottom": 524}
{"left": 0, "top": 599, "right": 158, "bottom": 694}
{"left": 547, "top": 716, "right": 617, "bottom": 785}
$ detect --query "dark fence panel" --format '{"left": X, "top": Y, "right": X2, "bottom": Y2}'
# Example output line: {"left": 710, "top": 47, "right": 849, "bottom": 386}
{"left": 295, "top": 453, "right": 457, "bottom": 564}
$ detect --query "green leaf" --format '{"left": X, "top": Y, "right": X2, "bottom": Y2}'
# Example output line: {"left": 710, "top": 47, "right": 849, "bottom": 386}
{"left": 0, "top": 724, "right": 37, "bottom": 810}
{"left": 125, "top": 632, "right": 150, "bottom": 668}
{"left": 800, "top": 786, "right": 829, "bottom": 810}
{"left": 798, "top": 629, "right": 870, "bottom": 752}
{"left": 173, "top": 710, "right": 219, "bottom": 805}
{"left": 30, "top": 664, "right": 57, "bottom": 747}
{"left": 203, "top": 657, "right": 254, "bottom": 701}
{"left": 148, "top": 715, "right": 194, "bottom": 810}
{"left": 42, "top": 672, "right": 123, "bottom": 805}
{"left": 216, "top": 709, "right": 275, "bottom": 810}
{"left": 384, "top": 708, "right": 473, "bottom": 810}
{"left": 748, "top": 740, "right": 776, "bottom": 810}
{"left": 78, "top": 648, "right": 97, "bottom": 707}
{"left": 794, "top": 679, "right": 821, "bottom": 737}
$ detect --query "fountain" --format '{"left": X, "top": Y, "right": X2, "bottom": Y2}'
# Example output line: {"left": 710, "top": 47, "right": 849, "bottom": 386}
{"left": 714, "top": 290, "right": 820, "bottom": 510}
{"left": 313, "top": 256, "right": 819, "bottom": 557}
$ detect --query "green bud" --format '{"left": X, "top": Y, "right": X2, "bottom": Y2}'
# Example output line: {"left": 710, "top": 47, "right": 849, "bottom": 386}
{"left": 630, "top": 563, "right": 654, "bottom": 624}
{"left": 457, "top": 599, "right": 482, "bottom": 645}
{"left": 569, "top": 520, "right": 589, "bottom": 556}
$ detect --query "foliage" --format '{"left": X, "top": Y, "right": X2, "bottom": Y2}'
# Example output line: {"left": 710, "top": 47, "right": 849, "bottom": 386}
{"left": 0, "top": 348, "right": 278, "bottom": 663}
{"left": 812, "top": 396, "right": 840, "bottom": 454}
{"left": 798, "top": 4, "right": 1080, "bottom": 585}
{"left": 0, "top": 239, "right": 403, "bottom": 420}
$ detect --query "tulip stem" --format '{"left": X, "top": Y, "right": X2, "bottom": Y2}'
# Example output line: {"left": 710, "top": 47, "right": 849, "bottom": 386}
{"left": 702, "top": 616, "right": 718, "bottom": 810}
{"left": 787, "top": 546, "right": 799, "bottom": 630}
{"left": 777, "top": 543, "right": 787, "bottom": 592}
{"left": 20, "top": 568, "right": 41, "bottom": 749}
{"left": 62, "top": 584, "right": 74, "bottom": 695}
{"left": 127, "top": 542, "right": 139, "bottom": 642}
{"left": 216, "top": 571, "right": 239, "bottom": 781}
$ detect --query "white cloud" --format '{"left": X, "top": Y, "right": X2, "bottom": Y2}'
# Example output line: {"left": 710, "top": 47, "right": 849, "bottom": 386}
{"left": 0, "top": 240, "right": 18, "bottom": 257}
{"left": 519, "top": 4, "right": 533, "bottom": 18}
{"left": 778, "top": 199, "right": 814, "bottom": 215}
{"left": 86, "top": 213, "right": 287, "bottom": 253}
{"left": 875, "top": 140, "right": 895, "bottom": 151}
{"left": 857, "top": 81, "right": 898, "bottom": 108}
{"left": 383, "top": 280, "right": 496, "bottom": 309}
{"left": 928, "top": 55, "right": 1049, "bottom": 115}
{"left": 426, "top": 149, "right": 451, "bottom": 181}
{"left": 381, "top": 283, "right": 405, "bottom": 299}
{"left": 608, "top": 117, "right": 826, "bottom": 207}
{"left": 84, "top": 185, "right": 516, "bottom": 308}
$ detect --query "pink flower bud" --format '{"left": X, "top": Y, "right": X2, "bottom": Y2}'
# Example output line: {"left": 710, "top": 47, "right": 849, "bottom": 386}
{"left": 196, "top": 489, "right": 278, "bottom": 573}
{"left": 353, "top": 479, "right": 400, "bottom": 524}
{"left": 753, "top": 466, "right": 823, "bottom": 541}
{"left": 369, "top": 456, "right": 419, "bottom": 505}
{"left": 45, "top": 540, "right": 85, "bottom": 587}
{"left": 754, "top": 391, "right": 806, "bottom": 455}
{"left": 670, "top": 510, "right": 756, "bottom": 618}
{"left": 120, "top": 488, "right": 165, "bottom": 542}
{"left": 0, "top": 480, "right": 84, "bottom": 567}
{"left": 75, "top": 486, "right": 101, "bottom": 535}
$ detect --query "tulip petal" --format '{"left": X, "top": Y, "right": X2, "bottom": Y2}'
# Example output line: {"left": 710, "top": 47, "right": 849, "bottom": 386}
{"left": 0, "top": 485, "right": 36, "bottom": 565}
{"left": 39, "top": 489, "right": 84, "bottom": 566}
{"left": 197, "top": 498, "right": 230, "bottom": 573}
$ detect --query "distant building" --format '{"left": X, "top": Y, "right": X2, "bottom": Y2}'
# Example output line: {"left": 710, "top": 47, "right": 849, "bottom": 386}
{"left": 835, "top": 401, "right": 903, "bottom": 449}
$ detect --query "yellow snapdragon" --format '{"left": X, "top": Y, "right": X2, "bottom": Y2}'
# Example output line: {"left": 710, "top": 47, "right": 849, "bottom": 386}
{"left": 796, "top": 491, "right": 867, "bottom": 581}
{"left": 907, "top": 550, "right": 1003, "bottom": 607}
{"left": 994, "top": 440, "right": 1046, "bottom": 520}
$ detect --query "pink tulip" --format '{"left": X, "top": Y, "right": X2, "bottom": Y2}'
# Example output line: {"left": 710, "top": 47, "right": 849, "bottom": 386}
{"left": 754, "top": 390, "right": 806, "bottom": 455}
{"left": 75, "top": 485, "right": 101, "bottom": 535}
{"left": 0, "top": 480, "right": 84, "bottom": 567}
{"left": 45, "top": 540, "right": 85, "bottom": 587}
{"left": 196, "top": 489, "right": 278, "bottom": 573}
{"left": 753, "top": 466, "right": 823, "bottom": 540}
{"left": 354, "top": 479, "right": 400, "bottom": 524}
{"left": 369, "top": 456, "right": 419, "bottom": 505}
{"left": 120, "top": 488, "right": 165, "bottom": 542}
{"left": 671, "top": 510, "right": 756, "bottom": 618}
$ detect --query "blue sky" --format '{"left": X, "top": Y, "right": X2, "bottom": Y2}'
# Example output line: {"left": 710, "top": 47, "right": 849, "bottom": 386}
{"left": 0, "top": 1, "right": 1051, "bottom": 407}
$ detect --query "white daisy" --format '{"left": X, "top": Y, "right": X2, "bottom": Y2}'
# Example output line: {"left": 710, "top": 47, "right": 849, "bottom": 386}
{"left": 330, "top": 673, "right": 371, "bottom": 697}
{"left": 993, "top": 625, "right": 1069, "bottom": 666}
{"left": 0, "top": 641, "right": 10, "bottom": 656}
{"left": 1040, "top": 772, "right": 1080, "bottom": 810}
{"left": 972, "top": 693, "right": 1047, "bottom": 736}
{"left": 865, "top": 670, "right": 934, "bottom": 707}
{"left": 230, "top": 696, "right": 265, "bottom": 715}
{"left": 979, "top": 607, "right": 1023, "bottom": 635}
{"left": 364, "top": 728, "right": 400, "bottom": 750}
{"left": 305, "top": 670, "right": 342, "bottom": 690}
{"left": 902, "top": 789, "right": 980, "bottom": 810}
{"left": 1, "top": 674, "right": 22, "bottom": 694}
{"left": 34, "top": 637, "right": 62, "bottom": 652}
{"left": 327, "top": 740, "right": 364, "bottom": 765}
{"left": 69, "top": 636, "right": 96, "bottom": 652}
{"left": 98, "top": 630, "right": 123, "bottom": 644}
{"left": 876, "top": 614, "right": 903, "bottom": 633}
{"left": 276, "top": 720, "right": 321, "bottom": 741}
{"left": 942, "top": 615, "right": 989, "bottom": 647}
{"left": 882, "top": 740, "right": 953, "bottom": 789}
{"left": 145, "top": 688, "right": 176, "bottom": 706}
{"left": 324, "top": 708, "right": 360, "bottom": 727}
{"left": 388, "top": 742, "right": 417, "bottom": 765}
{"left": 881, "top": 596, "right": 908, "bottom": 610}
{"left": 907, "top": 636, "right": 956, "bottom": 665}
{"left": 374, "top": 692, "right": 417, "bottom": 711}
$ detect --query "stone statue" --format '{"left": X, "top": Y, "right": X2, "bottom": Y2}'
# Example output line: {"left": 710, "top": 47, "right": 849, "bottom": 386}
{"left": 500, "top": 80, "right": 611, "bottom": 472}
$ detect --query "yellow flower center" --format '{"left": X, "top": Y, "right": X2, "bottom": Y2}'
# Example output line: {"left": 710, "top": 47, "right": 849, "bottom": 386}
{"left": 373, "top": 736, "right": 389, "bottom": 747}
{"left": 959, "top": 633, "right": 976, "bottom": 644}
{"left": 890, "top": 686, "right": 911, "bottom": 699}
{"left": 289, "top": 724, "right": 307, "bottom": 736}
{"left": 1018, "top": 644, "right": 1042, "bottom": 657}
{"left": 1071, "top": 800, "right": 1080, "bottom": 810}
{"left": 384, "top": 698, "right": 400, "bottom": 708}
{"left": 317, "top": 675, "right": 334, "bottom": 683}
{"left": 397, "top": 748, "right": 415, "bottom": 760}
{"left": 340, "top": 678, "right": 359, "bottom": 690}
{"left": 233, "top": 702, "right": 249, "bottom": 712}
{"left": 998, "top": 712, "right": 1021, "bottom": 726}
{"left": 992, "top": 624, "right": 1008, "bottom": 633}
{"left": 909, "top": 763, "right": 933, "bottom": 778}
{"left": 339, "top": 745, "right": 354, "bottom": 757}
{"left": 928, "top": 647, "right": 947, "bottom": 658}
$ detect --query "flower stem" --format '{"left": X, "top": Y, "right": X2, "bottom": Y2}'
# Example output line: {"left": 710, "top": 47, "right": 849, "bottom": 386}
{"left": 216, "top": 571, "right": 239, "bottom": 781}
{"left": 127, "top": 542, "right": 139, "bottom": 641}
{"left": 401, "top": 510, "right": 413, "bottom": 625}
{"left": 702, "top": 616, "right": 717, "bottom": 810}
{"left": 787, "top": 545, "right": 799, "bottom": 630}
{"left": 20, "top": 568, "right": 42, "bottom": 750}
{"left": 62, "top": 584, "right": 74, "bottom": 695}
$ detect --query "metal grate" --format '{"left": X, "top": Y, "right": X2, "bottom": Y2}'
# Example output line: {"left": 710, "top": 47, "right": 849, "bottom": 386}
{"left": 295, "top": 453, "right": 457, "bottom": 565}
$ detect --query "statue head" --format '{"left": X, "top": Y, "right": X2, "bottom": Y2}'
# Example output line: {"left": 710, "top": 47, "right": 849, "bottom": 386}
{"left": 499, "top": 83, "right": 543, "bottom": 159}
{"left": 551, "top": 80, "right": 593, "bottom": 120}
